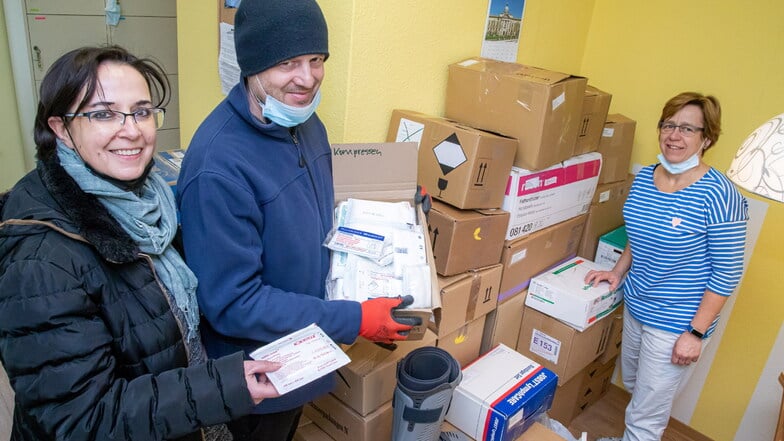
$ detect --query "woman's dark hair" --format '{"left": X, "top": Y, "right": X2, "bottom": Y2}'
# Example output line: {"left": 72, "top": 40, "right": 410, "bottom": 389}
{"left": 34, "top": 45, "right": 170, "bottom": 161}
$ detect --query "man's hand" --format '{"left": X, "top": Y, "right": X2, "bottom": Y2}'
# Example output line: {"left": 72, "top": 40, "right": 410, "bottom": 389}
{"left": 415, "top": 185, "right": 432, "bottom": 218}
{"left": 359, "top": 295, "right": 422, "bottom": 343}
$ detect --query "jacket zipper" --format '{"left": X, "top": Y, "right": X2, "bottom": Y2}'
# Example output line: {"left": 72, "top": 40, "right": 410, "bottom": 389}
{"left": 291, "top": 128, "right": 328, "bottom": 237}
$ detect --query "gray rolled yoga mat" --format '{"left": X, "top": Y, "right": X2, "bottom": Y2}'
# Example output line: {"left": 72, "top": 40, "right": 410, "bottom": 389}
{"left": 392, "top": 346, "right": 462, "bottom": 441}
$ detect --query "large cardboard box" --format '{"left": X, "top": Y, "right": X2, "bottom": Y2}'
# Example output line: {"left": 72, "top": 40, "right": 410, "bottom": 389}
{"left": 332, "top": 143, "right": 442, "bottom": 340}
{"left": 445, "top": 57, "right": 587, "bottom": 171}
{"left": 434, "top": 264, "right": 502, "bottom": 338}
{"left": 428, "top": 200, "right": 509, "bottom": 276}
{"left": 387, "top": 109, "right": 517, "bottom": 209}
{"left": 293, "top": 421, "right": 334, "bottom": 441}
{"left": 548, "top": 355, "right": 617, "bottom": 425}
{"left": 597, "top": 306, "right": 624, "bottom": 364}
{"left": 445, "top": 344, "right": 557, "bottom": 441}
{"left": 576, "top": 175, "right": 632, "bottom": 261}
{"left": 305, "top": 394, "right": 391, "bottom": 441}
{"left": 517, "top": 306, "right": 613, "bottom": 385}
{"left": 441, "top": 420, "right": 565, "bottom": 441}
{"left": 499, "top": 215, "right": 586, "bottom": 302}
{"left": 526, "top": 257, "right": 622, "bottom": 331}
{"left": 480, "top": 289, "right": 526, "bottom": 355}
{"left": 502, "top": 153, "right": 601, "bottom": 240}
{"left": 436, "top": 315, "right": 486, "bottom": 368}
{"left": 598, "top": 114, "right": 636, "bottom": 184}
{"left": 574, "top": 85, "right": 612, "bottom": 155}
{"left": 332, "top": 331, "right": 437, "bottom": 416}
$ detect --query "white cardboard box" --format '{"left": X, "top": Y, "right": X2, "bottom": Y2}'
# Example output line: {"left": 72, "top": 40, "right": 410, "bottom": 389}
{"left": 526, "top": 257, "right": 622, "bottom": 331}
{"left": 502, "top": 153, "right": 601, "bottom": 240}
{"left": 445, "top": 344, "right": 557, "bottom": 441}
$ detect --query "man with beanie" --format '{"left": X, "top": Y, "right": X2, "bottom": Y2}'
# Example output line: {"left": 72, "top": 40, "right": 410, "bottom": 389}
{"left": 176, "top": 1, "right": 419, "bottom": 440}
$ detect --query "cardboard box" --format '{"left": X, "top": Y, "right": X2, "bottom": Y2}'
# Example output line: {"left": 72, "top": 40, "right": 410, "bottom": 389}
{"left": 502, "top": 153, "right": 601, "bottom": 240}
{"left": 517, "top": 306, "right": 613, "bottom": 385}
{"left": 445, "top": 344, "right": 557, "bottom": 441}
{"left": 445, "top": 57, "right": 587, "bottom": 171}
{"left": 434, "top": 264, "right": 502, "bottom": 338}
{"left": 595, "top": 226, "right": 628, "bottom": 270}
{"left": 576, "top": 175, "right": 632, "bottom": 261}
{"left": 387, "top": 109, "right": 517, "bottom": 209}
{"left": 436, "top": 315, "right": 486, "bottom": 368}
{"left": 499, "top": 215, "right": 587, "bottom": 302}
{"left": 580, "top": 357, "right": 617, "bottom": 408}
{"left": 332, "top": 143, "right": 442, "bottom": 340}
{"left": 574, "top": 85, "right": 612, "bottom": 155}
{"left": 332, "top": 331, "right": 437, "bottom": 416}
{"left": 305, "top": 394, "right": 391, "bottom": 441}
{"left": 428, "top": 200, "right": 509, "bottom": 276}
{"left": 441, "top": 420, "right": 565, "bottom": 441}
{"left": 526, "top": 257, "right": 622, "bottom": 331}
{"left": 597, "top": 306, "right": 624, "bottom": 364}
{"left": 293, "top": 421, "right": 334, "bottom": 441}
{"left": 598, "top": 114, "right": 636, "bottom": 184}
{"left": 548, "top": 355, "right": 617, "bottom": 425}
{"left": 517, "top": 422, "right": 569, "bottom": 441}
{"left": 480, "top": 289, "right": 526, "bottom": 355}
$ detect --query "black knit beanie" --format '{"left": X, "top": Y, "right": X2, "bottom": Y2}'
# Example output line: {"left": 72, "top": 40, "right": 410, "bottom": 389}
{"left": 234, "top": 0, "right": 329, "bottom": 78}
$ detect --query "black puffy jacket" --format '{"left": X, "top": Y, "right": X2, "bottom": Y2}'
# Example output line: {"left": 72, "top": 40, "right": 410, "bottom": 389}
{"left": 0, "top": 155, "right": 253, "bottom": 440}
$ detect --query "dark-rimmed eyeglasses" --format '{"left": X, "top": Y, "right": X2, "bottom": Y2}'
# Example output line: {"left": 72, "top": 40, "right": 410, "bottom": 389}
{"left": 658, "top": 121, "right": 704, "bottom": 137}
{"left": 63, "top": 107, "right": 166, "bottom": 130}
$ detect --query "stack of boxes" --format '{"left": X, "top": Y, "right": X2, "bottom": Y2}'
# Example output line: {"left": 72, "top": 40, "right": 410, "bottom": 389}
{"left": 299, "top": 57, "right": 638, "bottom": 440}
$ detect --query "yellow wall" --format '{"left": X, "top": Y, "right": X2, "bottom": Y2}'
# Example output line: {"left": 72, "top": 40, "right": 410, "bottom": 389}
{"left": 177, "top": 0, "right": 596, "bottom": 147}
{"left": 0, "top": 4, "right": 28, "bottom": 191}
{"left": 581, "top": 1, "right": 784, "bottom": 439}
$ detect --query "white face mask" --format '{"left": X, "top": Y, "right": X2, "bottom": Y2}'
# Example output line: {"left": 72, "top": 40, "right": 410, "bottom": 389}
{"left": 657, "top": 140, "right": 707, "bottom": 174}
{"left": 253, "top": 76, "right": 320, "bottom": 128}
{"left": 657, "top": 152, "right": 700, "bottom": 174}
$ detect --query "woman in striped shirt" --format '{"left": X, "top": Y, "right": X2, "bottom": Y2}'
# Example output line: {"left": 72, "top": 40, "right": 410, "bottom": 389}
{"left": 587, "top": 92, "right": 748, "bottom": 441}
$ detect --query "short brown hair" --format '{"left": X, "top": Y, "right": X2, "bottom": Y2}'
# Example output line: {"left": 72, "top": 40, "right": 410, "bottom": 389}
{"left": 659, "top": 92, "right": 721, "bottom": 151}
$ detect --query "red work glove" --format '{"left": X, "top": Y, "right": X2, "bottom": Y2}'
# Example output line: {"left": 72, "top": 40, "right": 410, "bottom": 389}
{"left": 415, "top": 185, "right": 432, "bottom": 219}
{"left": 359, "top": 295, "right": 420, "bottom": 343}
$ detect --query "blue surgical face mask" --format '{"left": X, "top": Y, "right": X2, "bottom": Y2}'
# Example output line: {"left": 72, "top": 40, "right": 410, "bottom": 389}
{"left": 657, "top": 152, "right": 700, "bottom": 174}
{"left": 253, "top": 76, "right": 321, "bottom": 128}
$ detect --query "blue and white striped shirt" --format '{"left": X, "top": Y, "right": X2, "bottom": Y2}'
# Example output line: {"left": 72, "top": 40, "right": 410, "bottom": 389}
{"left": 622, "top": 165, "right": 748, "bottom": 335}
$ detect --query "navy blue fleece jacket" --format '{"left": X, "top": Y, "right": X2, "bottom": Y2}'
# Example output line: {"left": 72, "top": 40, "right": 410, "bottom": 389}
{"left": 177, "top": 80, "right": 361, "bottom": 413}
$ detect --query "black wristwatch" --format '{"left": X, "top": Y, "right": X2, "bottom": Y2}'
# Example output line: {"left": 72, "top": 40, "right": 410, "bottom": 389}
{"left": 687, "top": 324, "right": 705, "bottom": 339}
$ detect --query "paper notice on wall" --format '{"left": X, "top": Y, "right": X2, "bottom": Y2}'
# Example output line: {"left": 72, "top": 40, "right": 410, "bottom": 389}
{"left": 249, "top": 323, "right": 350, "bottom": 395}
{"left": 219, "top": 21, "right": 241, "bottom": 95}
{"left": 481, "top": 0, "right": 527, "bottom": 62}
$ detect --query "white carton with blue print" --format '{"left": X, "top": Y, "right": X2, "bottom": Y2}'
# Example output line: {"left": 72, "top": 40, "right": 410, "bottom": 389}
{"left": 526, "top": 257, "right": 623, "bottom": 331}
{"left": 444, "top": 343, "right": 557, "bottom": 441}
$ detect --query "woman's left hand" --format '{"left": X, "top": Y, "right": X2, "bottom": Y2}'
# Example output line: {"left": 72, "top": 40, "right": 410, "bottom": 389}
{"left": 671, "top": 332, "right": 703, "bottom": 366}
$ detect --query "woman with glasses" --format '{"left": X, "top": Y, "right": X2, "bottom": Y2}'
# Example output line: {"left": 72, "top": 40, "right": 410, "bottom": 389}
{"left": 586, "top": 92, "right": 748, "bottom": 441}
{"left": 0, "top": 46, "right": 281, "bottom": 440}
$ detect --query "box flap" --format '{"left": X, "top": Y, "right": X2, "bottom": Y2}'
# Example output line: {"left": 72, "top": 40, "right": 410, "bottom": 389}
{"left": 332, "top": 143, "right": 418, "bottom": 203}
{"left": 452, "top": 57, "right": 575, "bottom": 85}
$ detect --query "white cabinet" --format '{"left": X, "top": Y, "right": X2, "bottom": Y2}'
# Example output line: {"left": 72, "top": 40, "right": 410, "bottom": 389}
{"left": 4, "top": 0, "right": 180, "bottom": 167}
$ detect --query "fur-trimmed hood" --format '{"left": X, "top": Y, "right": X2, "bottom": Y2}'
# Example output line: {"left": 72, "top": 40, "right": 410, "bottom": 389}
{"left": 0, "top": 153, "right": 139, "bottom": 263}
